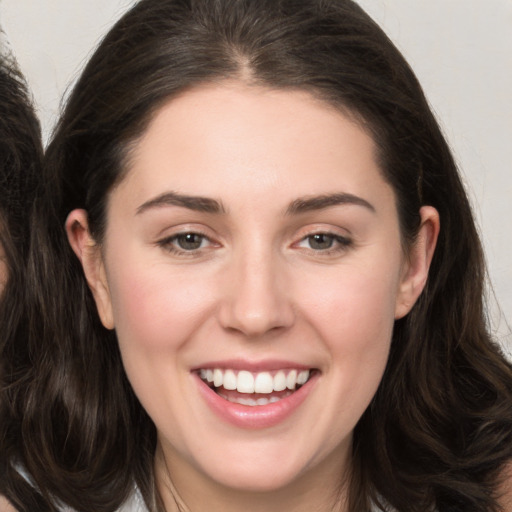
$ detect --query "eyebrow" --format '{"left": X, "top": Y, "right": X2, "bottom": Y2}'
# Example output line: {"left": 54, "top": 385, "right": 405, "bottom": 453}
{"left": 136, "top": 191, "right": 374, "bottom": 216}
{"left": 136, "top": 191, "right": 226, "bottom": 215}
{"left": 286, "top": 193, "right": 375, "bottom": 215}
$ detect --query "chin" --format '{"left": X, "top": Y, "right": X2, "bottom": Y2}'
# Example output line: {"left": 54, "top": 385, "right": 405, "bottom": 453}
{"left": 207, "top": 466, "right": 306, "bottom": 494}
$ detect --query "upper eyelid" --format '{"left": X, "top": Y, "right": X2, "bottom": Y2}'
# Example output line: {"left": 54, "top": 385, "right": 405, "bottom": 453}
{"left": 157, "top": 232, "right": 218, "bottom": 257}
{"left": 160, "top": 231, "right": 215, "bottom": 245}
{"left": 154, "top": 223, "right": 352, "bottom": 244}
{"left": 294, "top": 233, "right": 352, "bottom": 246}
{"left": 292, "top": 225, "right": 353, "bottom": 246}
{"left": 292, "top": 224, "right": 352, "bottom": 239}
{"left": 155, "top": 223, "right": 215, "bottom": 239}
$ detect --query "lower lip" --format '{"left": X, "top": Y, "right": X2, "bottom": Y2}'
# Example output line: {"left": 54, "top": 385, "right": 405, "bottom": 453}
{"left": 195, "top": 373, "right": 318, "bottom": 429}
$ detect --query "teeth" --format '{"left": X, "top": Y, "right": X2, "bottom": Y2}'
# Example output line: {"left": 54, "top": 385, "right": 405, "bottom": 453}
{"left": 286, "top": 370, "right": 297, "bottom": 390}
{"left": 200, "top": 368, "right": 311, "bottom": 395}
{"left": 213, "top": 369, "right": 223, "bottom": 387}
{"left": 223, "top": 370, "right": 237, "bottom": 390}
{"left": 237, "top": 371, "right": 255, "bottom": 393}
{"left": 297, "top": 370, "right": 309, "bottom": 385}
{"left": 238, "top": 397, "right": 256, "bottom": 406}
{"left": 254, "top": 372, "right": 274, "bottom": 393}
{"left": 218, "top": 393, "right": 290, "bottom": 406}
{"left": 273, "top": 371, "right": 287, "bottom": 391}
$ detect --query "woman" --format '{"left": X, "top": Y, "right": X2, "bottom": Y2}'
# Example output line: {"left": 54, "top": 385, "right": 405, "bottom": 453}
{"left": 0, "top": 48, "right": 42, "bottom": 512}
{"left": 1, "top": 0, "right": 511, "bottom": 511}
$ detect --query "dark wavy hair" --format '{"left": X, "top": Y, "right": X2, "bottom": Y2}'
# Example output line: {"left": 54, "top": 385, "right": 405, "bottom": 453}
{"left": 0, "top": 48, "right": 43, "bottom": 509}
{"left": 0, "top": 50, "right": 41, "bottom": 283}
{"left": 1, "top": 1, "right": 511, "bottom": 511}
{"left": 0, "top": 44, "right": 43, "bottom": 491}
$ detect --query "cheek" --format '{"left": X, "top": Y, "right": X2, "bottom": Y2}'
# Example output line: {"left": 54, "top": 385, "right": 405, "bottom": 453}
{"left": 300, "top": 262, "right": 399, "bottom": 343}
{"left": 296, "top": 258, "right": 400, "bottom": 391}
{"left": 103, "top": 259, "right": 219, "bottom": 422}
{"left": 107, "top": 262, "right": 216, "bottom": 354}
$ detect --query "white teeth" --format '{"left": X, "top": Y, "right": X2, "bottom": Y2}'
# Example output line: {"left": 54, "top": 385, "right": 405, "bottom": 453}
{"left": 218, "top": 392, "right": 292, "bottom": 406}
{"left": 200, "top": 368, "right": 311, "bottom": 395}
{"left": 286, "top": 370, "right": 297, "bottom": 390}
{"left": 297, "top": 370, "right": 309, "bottom": 385}
{"left": 239, "top": 397, "right": 257, "bottom": 406}
{"left": 223, "top": 370, "right": 237, "bottom": 390}
{"left": 213, "top": 368, "right": 223, "bottom": 387}
{"left": 254, "top": 372, "right": 274, "bottom": 394}
{"left": 273, "top": 371, "right": 287, "bottom": 391}
{"left": 237, "top": 371, "right": 255, "bottom": 393}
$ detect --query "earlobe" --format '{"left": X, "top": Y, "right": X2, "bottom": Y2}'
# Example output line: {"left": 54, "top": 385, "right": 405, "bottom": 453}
{"left": 65, "top": 209, "right": 115, "bottom": 329}
{"left": 395, "top": 206, "right": 440, "bottom": 319}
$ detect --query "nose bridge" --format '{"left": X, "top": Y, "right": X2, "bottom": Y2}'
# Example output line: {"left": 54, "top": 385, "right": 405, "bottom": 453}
{"left": 219, "top": 238, "right": 294, "bottom": 336}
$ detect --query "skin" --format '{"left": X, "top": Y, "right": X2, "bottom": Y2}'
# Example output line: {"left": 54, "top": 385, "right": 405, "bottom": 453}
{"left": 0, "top": 260, "right": 6, "bottom": 294}
{"left": 0, "top": 496, "right": 16, "bottom": 512}
{"left": 498, "top": 463, "right": 512, "bottom": 510}
{"left": 67, "top": 82, "right": 439, "bottom": 512}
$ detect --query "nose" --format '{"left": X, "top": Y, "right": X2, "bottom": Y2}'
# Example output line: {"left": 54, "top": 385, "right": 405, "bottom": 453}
{"left": 217, "top": 249, "right": 295, "bottom": 338}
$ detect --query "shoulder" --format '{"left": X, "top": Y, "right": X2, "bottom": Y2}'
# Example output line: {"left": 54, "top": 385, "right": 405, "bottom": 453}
{"left": 116, "top": 487, "right": 148, "bottom": 512}
{"left": 1, "top": 470, "right": 145, "bottom": 512}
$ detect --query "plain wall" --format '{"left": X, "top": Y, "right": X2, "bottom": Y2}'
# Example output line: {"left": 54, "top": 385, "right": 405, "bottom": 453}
{"left": 1, "top": 0, "right": 510, "bottom": 351}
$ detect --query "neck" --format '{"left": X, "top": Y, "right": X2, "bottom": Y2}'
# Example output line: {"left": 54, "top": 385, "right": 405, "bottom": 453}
{"left": 155, "top": 441, "right": 352, "bottom": 512}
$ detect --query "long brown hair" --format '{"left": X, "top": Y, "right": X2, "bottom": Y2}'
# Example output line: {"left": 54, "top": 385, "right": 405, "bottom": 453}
{"left": 0, "top": 51, "right": 42, "bottom": 282}
{"left": 1, "top": 1, "right": 511, "bottom": 511}
{"left": 0, "top": 50, "right": 43, "bottom": 508}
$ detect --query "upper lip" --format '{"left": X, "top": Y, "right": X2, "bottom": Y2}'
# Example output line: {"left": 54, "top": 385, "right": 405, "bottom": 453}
{"left": 191, "top": 359, "right": 314, "bottom": 373}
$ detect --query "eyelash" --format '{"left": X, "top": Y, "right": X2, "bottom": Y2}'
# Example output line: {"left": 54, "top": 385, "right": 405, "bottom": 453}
{"left": 294, "top": 232, "right": 353, "bottom": 255}
{"left": 157, "top": 231, "right": 215, "bottom": 256}
{"left": 156, "top": 230, "right": 353, "bottom": 257}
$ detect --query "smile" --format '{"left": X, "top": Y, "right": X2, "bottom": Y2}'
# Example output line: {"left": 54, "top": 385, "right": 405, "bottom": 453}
{"left": 194, "top": 365, "right": 319, "bottom": 428}
{"left": 198, "top": 368, "right": 313, "bottom": 406}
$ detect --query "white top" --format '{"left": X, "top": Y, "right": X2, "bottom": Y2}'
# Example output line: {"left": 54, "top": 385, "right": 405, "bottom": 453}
{"left": 15, "top": 465, "right": 382, "bottom": 511}
{"left": 15, "top": 465, "right": 149, "bottom": 512}
{"left": 115, "top": 488, "right": 149, "bottom": 512}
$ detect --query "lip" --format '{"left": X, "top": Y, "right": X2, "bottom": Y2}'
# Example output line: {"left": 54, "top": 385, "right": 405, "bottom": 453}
{"left": 194, "top": 365, "right": 319, "bottom": 429}
{"left": 191, "top": 359, "right": 312, "bottom": 373}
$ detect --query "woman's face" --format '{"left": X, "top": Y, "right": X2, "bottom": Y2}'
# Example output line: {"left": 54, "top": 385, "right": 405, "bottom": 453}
{"left": 69, "top": 82, "right": 437, "bottom": 501}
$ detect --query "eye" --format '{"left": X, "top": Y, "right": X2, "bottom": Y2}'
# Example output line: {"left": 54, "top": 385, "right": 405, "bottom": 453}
{"left": 158, "top": 231, "right": 213, "bottom": 254}
{"left": 304, "top": 233, "right": 336, "bottom": 250}
{"left": 296, "top": 232, "right": 352, "bottom": 253}
{"left": 173, "top": 233, "right": 207, "bottom": 251}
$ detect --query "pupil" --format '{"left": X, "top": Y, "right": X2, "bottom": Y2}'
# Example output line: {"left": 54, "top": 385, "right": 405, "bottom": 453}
{"left": 177, "top": 233, "right": 202, "bottom": 250}
{"left": 310, "top": 234, "right": 333, "bottom": 250}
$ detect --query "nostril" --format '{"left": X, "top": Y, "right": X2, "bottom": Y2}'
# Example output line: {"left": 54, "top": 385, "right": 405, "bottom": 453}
{"left": 218, "top": 299, "right": 295, "bottom": 337}
{"left": 217, "top": 265, "right": 295, "bottom": 336}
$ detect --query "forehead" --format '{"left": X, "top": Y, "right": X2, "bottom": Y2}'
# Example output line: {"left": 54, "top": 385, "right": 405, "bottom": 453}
{"left": 111, "top": 81, "right": 394, "bottom": 216}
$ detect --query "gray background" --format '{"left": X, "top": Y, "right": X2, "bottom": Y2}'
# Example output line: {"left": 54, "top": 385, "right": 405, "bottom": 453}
{"left": 1, "top": 0, "right": 510, "bottom": 351}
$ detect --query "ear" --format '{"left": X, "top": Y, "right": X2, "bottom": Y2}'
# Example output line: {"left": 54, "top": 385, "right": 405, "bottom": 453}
{"left": 395, "top": 206, "right": 440, "bottom": 319}
{"left": 65, "top": 209, "right": 115, "bottom": 329}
